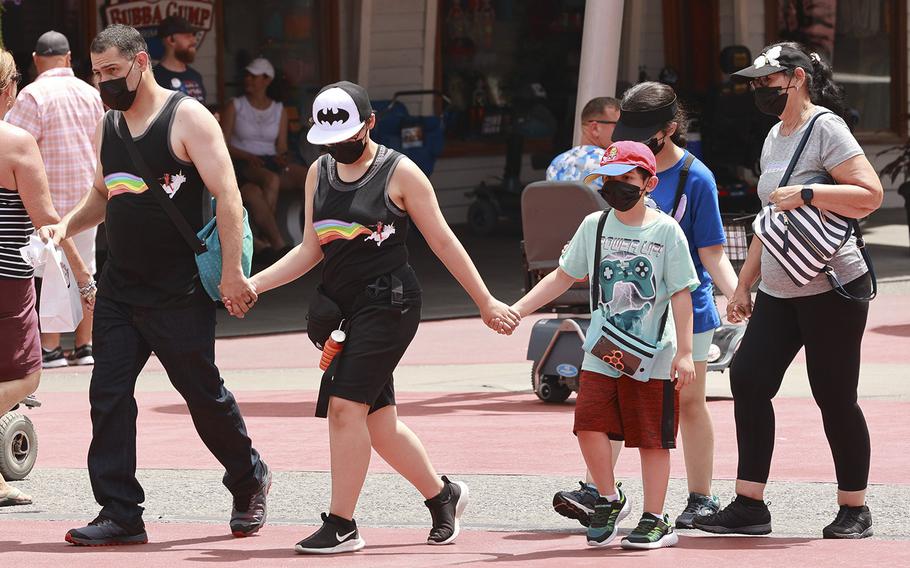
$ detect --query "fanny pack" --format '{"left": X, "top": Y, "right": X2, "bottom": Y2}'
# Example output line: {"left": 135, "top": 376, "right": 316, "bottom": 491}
{"left": 752, "top": 111, "right": 876, "bottom": 302}
{"left": 582, "top": 211, "right": 668, "bottom": 382}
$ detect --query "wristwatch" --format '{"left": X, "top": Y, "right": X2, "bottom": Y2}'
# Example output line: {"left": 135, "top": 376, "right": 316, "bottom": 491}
{"left": 800, "top": 185, "right": 814, "bottom": 205}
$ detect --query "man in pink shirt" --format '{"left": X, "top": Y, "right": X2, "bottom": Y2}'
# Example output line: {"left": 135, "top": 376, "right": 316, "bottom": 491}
{"left": 6, "top": 31, "right": 104, "bottom": 368}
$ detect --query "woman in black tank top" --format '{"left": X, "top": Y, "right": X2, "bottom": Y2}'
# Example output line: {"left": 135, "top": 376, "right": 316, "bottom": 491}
{"left": 234, "top": 81, "right": 520, "bottom": 554}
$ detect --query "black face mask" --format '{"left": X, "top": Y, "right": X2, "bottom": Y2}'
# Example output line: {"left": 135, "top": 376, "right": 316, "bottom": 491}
{"left": 325, "top": 131, "right": 368, "bottom": 164}
{"left": 600, "top": 180, "right": 645, "bottom": 212}
{"left": 98, "top": 59, "right": 140, "bottom": 111}
{"left": 644, "top": 133, "right": 666, "bottom": 156}
{"left": 753, "top": 78, "right": 793, "bottom": 117}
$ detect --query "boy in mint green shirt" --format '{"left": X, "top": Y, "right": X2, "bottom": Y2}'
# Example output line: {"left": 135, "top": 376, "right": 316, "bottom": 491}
{"left": 512, "top": 141, "right": 698, "bottom": 550}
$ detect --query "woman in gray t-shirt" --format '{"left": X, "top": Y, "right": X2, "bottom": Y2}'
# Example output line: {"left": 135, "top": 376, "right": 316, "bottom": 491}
{"left": 693, "top": 42, "right": 883, "bottom": 540}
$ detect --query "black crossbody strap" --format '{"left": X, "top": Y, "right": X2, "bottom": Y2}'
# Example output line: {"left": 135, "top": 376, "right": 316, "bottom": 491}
{"left": 590, "top": 210, "right": 609, "bottom": 310}
{"left": 778, "top": 111, "right": 831, "bottom": 187}
{"left": 670, "top": 152, "right": 696, "bottom": 217}
{"left": 115, "top": 111, "right": 207, "bottom": 255}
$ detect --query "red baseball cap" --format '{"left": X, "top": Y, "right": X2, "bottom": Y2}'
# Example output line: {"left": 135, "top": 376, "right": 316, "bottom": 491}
{"left": 583, "top": 141, "right": 656, "bottom": 184}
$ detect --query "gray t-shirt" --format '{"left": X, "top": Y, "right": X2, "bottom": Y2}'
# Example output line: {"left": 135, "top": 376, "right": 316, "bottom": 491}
{"left": 757, "top": 108, "right": 867, "bottom": 298}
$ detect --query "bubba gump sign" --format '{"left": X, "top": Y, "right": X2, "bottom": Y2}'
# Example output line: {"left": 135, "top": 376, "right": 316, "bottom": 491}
{"left": 101, "top": 1, "right": 214, "bottom": 44}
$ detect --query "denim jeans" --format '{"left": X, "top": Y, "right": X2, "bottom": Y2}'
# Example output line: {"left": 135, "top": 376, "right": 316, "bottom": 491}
{"left": 88, "top": 295, "right": 265, "bottom": 526}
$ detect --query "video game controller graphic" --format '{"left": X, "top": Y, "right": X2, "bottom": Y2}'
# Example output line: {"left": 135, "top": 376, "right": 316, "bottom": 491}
{"left": 598, "top": 256, "right": 656, "bottom": 301}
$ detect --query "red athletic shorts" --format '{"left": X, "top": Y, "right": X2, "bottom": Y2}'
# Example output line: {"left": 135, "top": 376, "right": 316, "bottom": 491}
{"left": 573, "top": 370, "right": 679, "bottom": 449}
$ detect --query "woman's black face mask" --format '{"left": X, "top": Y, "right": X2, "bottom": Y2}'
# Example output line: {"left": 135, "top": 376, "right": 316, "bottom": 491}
{"left": 644, "top": 133, "right": 666, "bottom": 156}
{"left": 753, "top": 77, "right": 794, "bottom": 117}
{"left": 322, "top": 127, "right": 368, "bottom": 164}
{"left": 599, "top": 180, "right": 646, "bottom": 212}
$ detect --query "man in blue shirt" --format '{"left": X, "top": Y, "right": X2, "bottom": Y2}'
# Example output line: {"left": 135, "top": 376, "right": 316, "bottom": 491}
{"left": 546, "top": 97, "right": 620, "bottom": 189}
{"left": 154, "top": 15, "right": 207, "bottom": 104}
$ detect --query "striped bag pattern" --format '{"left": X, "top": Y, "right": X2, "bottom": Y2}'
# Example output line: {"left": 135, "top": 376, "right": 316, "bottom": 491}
{"left": 753, "top": 203, "right": 852, "bottom": 286}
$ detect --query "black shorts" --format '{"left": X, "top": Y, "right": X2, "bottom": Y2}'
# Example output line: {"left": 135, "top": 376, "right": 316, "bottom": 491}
{"left": 323, "top": 266, "right": 421, "bottom": 414}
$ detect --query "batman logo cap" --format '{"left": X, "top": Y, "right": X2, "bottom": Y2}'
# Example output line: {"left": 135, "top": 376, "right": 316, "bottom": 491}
{"left": 307, "top": 81, "right": 373, "bottom": 145}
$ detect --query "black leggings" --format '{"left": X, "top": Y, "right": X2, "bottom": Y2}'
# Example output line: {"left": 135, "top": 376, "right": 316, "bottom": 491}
{"left": 730, "top": 273, "right": 872, "bottom": 492}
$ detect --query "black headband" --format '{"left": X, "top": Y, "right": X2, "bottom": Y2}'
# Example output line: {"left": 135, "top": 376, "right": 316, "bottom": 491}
{"left": 619, "top": 96, "right": 678, "bottom": 127}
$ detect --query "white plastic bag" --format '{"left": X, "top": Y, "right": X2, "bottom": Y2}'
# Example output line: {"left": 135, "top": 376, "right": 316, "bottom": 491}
{"left": 19, "top": 235, "right": 83, "bottom": 333}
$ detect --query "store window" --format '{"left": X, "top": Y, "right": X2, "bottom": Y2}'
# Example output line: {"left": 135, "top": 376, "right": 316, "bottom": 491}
{"left": 0, "top": 0, "right": 94, "bottom": 85}
{"left": 220, "top": 0, "right": 338, "bottom": 160}
{"left": 770, "top": 0, "right": 907, "bottom": 136}
{"left": 438, "top": 0, "right": 585, "bottom": 154}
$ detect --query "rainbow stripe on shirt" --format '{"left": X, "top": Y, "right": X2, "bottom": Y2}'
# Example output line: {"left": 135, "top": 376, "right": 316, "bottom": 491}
{"left": 314, "top": 219, "right": 372, "bottom": 245}
{"left": 105, "top": 173, "right": 148, "bottom": 198}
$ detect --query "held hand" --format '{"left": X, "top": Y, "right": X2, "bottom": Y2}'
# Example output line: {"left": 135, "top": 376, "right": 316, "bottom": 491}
{"left": 768, "top": 185, "right": 804, "bottom": 212}
{"left": 726, "top": 287, "right": 753, "bottom": 324}
{"left": 247, "top": 155, "right": 264, "bottom": 169}
{"left": 274, "top": 153, "right": 289, "bottom": 168}
{"left": 481, "top": 297, "right": 521, "bottom": 335}
{"left": 37, "top": 223, "right": 66, "bottom": 245}
{"left": 219, "top": 273, "right": 258, "bottom": 319}
{"left": 671, "top": 352, "right": 696, "bottom": 391}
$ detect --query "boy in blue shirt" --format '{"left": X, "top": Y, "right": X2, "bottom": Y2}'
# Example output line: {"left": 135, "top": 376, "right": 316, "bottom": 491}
{"left": 511, "top": 141, "right": 698, "bottom": 549}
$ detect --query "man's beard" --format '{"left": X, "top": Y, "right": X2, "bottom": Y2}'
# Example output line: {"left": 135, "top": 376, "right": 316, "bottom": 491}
{"left": 175, "top": 47, "right": 196, "bottom": 64}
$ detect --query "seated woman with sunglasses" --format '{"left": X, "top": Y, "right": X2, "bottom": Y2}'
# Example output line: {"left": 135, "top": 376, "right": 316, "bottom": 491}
{"left": 693, "top": 42, "right": 883, "bottom": 540}
{"left": 221, "top": 57, "right": 306, "bottom": 261}
{"left": 546, "top": 97, "right": 620, "bottom": 188}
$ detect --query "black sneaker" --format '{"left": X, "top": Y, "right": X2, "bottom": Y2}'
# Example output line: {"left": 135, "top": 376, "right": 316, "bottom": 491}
{"left": 230, "top": 463, "right": 272, "bottom": 537}
{"left": 621, "top": 513, "right": 679, "bottom": 549}
{"left": 294, "top": 512, "right": 365, "bottom": 554}
{"left": 693, "top": 495, "right": 772, "bottom": 535}
{"left": 65, "top": 516, "right": 148, "bottom": 546}
{"left": 823, "top": 505, "right": 873, "bottom": 539}
{"left": 42, "top": 347, "right": 68, "bottom": 369}
{"left": 67, "top": 344, "right": 95, "bottom": 366}
{"left": 586, "top": 484, "right": 630, "bottom": 547}
{"left": 553, "top": 481, "right": 600, "bottom": 527}
{"left": 675, "top": 492, "right": 720, "bottom": 529}
{"left": 425, "top": 476, "right": 469, "bottom": 545}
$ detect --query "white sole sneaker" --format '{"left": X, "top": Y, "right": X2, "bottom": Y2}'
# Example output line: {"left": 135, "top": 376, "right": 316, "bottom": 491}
{"left": 295, "top": 536, "right": 366, "bottom": 555}
{"left": 586, "top": 498, "right": 630, "bottom": 547}
{"left": 68, "top": 355, "right": 95, "bottom": 366}
{"left": 620, "top": 530, "right": 679, "bottom": 550}
{"left": 42, "top": 357, "right": 68, "bottom": 369}
{"left": 427, "top": 480, "right": 469, "bottom": 545}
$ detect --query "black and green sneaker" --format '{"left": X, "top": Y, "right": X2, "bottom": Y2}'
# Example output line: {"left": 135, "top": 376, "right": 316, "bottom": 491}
{"left": 585, "top": 484, "right": 630, "bottom": 547}
{"left": 621, "top": 513, "right": 678, "bottom": 550}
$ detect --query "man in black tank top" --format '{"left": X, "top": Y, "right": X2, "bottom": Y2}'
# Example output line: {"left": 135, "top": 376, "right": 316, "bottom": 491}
{"left": 38, "top": 25, "right": 269, "bottom": 546}
{"left": 231, "top": 81, "right": 521, "bottom": 555}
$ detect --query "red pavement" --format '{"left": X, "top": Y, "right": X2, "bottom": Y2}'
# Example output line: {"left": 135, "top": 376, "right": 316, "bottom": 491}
{"left": 28, "top": 390, "right": 910, "bottom": 484}
{"left": 2, "top": 520, "right": 908, "bottom": 567}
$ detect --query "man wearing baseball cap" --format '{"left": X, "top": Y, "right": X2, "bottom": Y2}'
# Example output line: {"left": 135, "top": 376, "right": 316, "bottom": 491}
{"left": 6, "top": 30, "right": 104, "bottom": 369}
{"left": 512, "top": 140, "right": 699, "bottom": 550}
{"left": 237, "top": 80, "right": 521, "bottom": 554}
{"left": 154, "top": 15, "right": 206, "bottom": 103}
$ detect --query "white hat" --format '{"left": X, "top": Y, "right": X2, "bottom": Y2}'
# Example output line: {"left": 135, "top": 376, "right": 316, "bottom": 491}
{"left": 306, "top": 81, "right": 373, "bottom": 145}
{"left": 245, "top": 58, "right": 275, "bottom": 79}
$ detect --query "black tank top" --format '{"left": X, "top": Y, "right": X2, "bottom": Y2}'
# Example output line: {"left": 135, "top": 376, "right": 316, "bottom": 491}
{"left": 98, "top": 92, "right": 207, "bottom": 307}
{"left": 313, "top": 146, "right": 410, "bottom": 305}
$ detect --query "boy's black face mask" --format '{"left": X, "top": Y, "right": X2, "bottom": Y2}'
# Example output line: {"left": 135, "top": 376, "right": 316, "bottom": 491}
{"left": 599, "top": 180, "right": 645, "bottom": 211}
